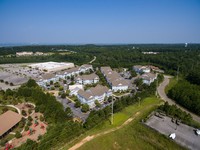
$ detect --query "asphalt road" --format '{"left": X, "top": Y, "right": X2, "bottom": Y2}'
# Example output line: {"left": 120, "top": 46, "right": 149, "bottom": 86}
{"left": 157, "top": 75, "right": 200, "bottom": 123}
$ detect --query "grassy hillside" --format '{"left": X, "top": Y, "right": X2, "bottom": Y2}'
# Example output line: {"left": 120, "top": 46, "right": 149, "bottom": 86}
{"left": 62, "top": 97, "right": 184, "bottom": 150}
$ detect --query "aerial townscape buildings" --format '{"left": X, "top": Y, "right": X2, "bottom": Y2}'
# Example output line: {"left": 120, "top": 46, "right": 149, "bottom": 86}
{"left": 16, "top": 51, "right": 45, "bottom": 57}
{"left": 133, "top": 65, "right": 163, "bottom": 85}
{"left": 0, "top": 61, "right": 162, "bottom": 110}
{"left": 101, "top": 67, "right": 130, "bottom": 92}
{"left": 77, "top": 85, "right": 112, "bottom": 108}
{"left": 75, "top": 73, "right": 99, "bottom": 85}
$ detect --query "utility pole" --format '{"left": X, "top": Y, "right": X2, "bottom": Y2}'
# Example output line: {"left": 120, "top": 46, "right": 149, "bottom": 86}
{"left": 111, "top": 96, "right": 114, "bottom": 125}
{"left": 155, "top": 78, "right": 158, "bottom": 97}
{"left": 138, "top": 97, "right": 141, "bottom": 106}
{"left": 177, "top": 66, "right": 179, "bottom": 81}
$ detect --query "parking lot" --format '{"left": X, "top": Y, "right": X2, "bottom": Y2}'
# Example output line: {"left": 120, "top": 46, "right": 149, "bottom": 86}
{"left": 145, "top": 115, "right": 200, "bottom": 150}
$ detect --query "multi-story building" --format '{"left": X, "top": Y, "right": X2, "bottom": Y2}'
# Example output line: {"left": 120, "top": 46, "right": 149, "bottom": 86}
{"left": 77, "top": 85, "right": 112, "bottom": 108}
{"left": 75, "top": 73, "right": 99, "bottom": 85}
{"left": 133, "top": 65, "right": 151, "bottom": 73}
{"left": 141, "top": 72, "right": 157, "bottom": 85}
{"left": 101, "top": 66, "right": 129, "bottom": 92}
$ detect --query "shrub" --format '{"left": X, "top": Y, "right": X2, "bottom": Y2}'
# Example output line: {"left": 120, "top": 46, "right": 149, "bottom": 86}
{"left": 28, "top": 109, "right": 32, "bottom": 114}
{"left": 40, "top": 115, "right": 44, "bottom": 122}
{"left": 81, "top": 104, "right": 89, "bottom": 113}
{"left": 22, "top": 110, "right": 27, "bottom": 116}
{"left": 27, "top": 120, "right": 32, "bottom": 126}
{"left": 15, "top": 131, "right": 22, "bottom": 139}
{"left": 25, "top": 125, "right": 29, "bottom": 131}
{"left": 61, "top": 93, "right": 66, "bottom": 99}
{"left": 28, "top": 116, "right": 33, "bottom": 121}
{"left": 0, "top": 139, "right": 7, "bottom": 146}
{"left": 75, "top": 101, "right": 81, "bottom": 108}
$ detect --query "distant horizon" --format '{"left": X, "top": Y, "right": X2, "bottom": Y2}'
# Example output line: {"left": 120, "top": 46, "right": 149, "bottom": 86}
{"left": 1, "top": 42, "right": 200, "bottom": 47}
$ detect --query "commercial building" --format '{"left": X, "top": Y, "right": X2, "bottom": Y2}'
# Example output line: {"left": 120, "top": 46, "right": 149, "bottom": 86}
{"left": 0, "top": 111, "right": 22, "bottom": 139}
{"left": 16, "top": 51, "right": 33, "bottom": 57}
{"left": 29, "top": 62, "right": 75, "bottom": 73}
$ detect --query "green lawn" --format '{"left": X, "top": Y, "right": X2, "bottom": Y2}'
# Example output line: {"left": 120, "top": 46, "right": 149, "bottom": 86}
{"left": 62, "top": 97, "right": 184, "bottom": 150}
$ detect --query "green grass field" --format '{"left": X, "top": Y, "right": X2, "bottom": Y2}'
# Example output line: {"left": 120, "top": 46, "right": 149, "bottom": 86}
{"left": 62, "top": 97, "right": 184, "bottom": 150}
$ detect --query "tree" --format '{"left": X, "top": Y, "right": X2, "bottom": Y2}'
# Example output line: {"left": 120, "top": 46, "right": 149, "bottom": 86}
{"left": 134, "top": 78, "right": 143, "bottom": 87}
{"left": 95, "top": 100, "right": 101, "bottom": 108}
{"left": 63, "top": 80, "right": 67, "bottom": 84}
{"left": 28, "top": 109, "right": 32, "bottom": 114}
{"left": 75, "top": 101, "right": 81, "bottom": 108}
{"left": 15, "top": 131, "right": 22, "bottom": 138}
{"left": 50, "top": 80, "right": 53, "bottom": 85}
{"left": 28, "top": 116, "right": 33, "bottom": 121}
{"left": 66, "top": 90, "right": 70, "bottom": 96}
{"left": 40, "top": 115, "right": 44, "bottom": 122}
{"left": 59, "top": 86, "right": 64, "bottom": 91}
{"left": 61, "top": 93, "right": 66, "bottom": 99}
{"left": 130, "top": 70, "right": 137, "bottom": 77}
{"left": 54, "top": 82, "right": 60, "bottom": 88}
{"left": 27, "top": 120, "right": 32, "bottom": 126}
{"left": 71, "top": 75, "right": 74, "bottom": 81}
{"left": 26, "top": 79, "right": 38, "bottom": 88}
{"left": 22, "top": 110, "right": 27, "bottom": 116}
{"left": 25, "top": 125, "right": 29, "bottom": 131}
{"left": 81, "top": 104, "right": 89, "bottom": 113}
{"left": 50, "top": 86, "right": 55, "bottom": 90}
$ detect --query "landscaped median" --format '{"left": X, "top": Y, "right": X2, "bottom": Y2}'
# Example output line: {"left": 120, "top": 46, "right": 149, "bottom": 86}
{"left": 58, "top": 97, "right": 183, "bottom": 150}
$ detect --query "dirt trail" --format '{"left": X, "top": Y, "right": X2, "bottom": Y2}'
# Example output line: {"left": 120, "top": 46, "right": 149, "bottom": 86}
{"left": 68, "top": 112, "right": 140, "bottom": 150}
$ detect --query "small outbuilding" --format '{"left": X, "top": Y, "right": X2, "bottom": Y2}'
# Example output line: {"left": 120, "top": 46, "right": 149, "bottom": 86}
{"left": 0, "top": 110, "right": 22, "bottom": 139}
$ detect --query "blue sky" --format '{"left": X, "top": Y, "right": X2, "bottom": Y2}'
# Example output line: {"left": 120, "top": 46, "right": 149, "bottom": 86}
{"left": 0, "top": 0, "right": 200, "bottom": 44}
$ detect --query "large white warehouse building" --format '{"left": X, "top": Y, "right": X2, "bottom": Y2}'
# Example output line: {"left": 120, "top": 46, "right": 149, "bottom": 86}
{"left": 29, "top": 62, "right": 74, "bottom": 72}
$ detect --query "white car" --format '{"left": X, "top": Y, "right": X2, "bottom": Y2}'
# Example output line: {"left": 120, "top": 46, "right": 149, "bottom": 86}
{"left": 196, "top": 129, "right": 200, "bottom": 136}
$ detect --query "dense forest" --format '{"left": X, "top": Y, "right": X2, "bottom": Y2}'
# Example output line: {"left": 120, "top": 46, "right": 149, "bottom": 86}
{"left": 1, "top": 44, "right": 200, "bottom": 75}
{"left": 168, "top": 74, "right": 200, "bottom": 116}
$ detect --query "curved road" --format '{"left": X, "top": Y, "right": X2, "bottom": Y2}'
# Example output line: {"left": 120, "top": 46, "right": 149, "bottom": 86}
{"left": 89, "top": 56, "right": 96, "bottom": 64}
{"left": 157, "top": 75, "right": 200, "bottom": 123}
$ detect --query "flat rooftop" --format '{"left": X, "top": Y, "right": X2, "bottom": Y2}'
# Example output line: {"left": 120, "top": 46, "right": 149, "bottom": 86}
{"left": 28, "top": 62, "right": 75, "bottom": 72}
